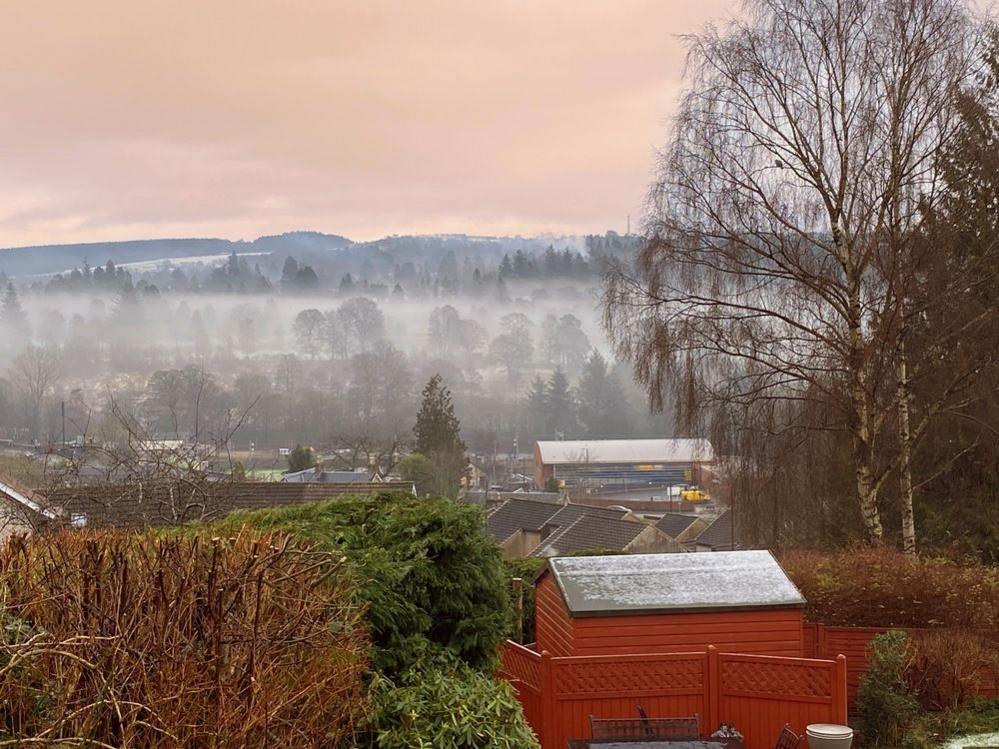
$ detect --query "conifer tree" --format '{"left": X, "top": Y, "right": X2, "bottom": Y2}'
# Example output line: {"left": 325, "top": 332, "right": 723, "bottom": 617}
{"left": 413, "top": 374, "right": 466, "bottom": 498}
{"left": 0, "top": 282, "right": 30, "bottom": 352}
{"left": 545, "top": 368, "right": 577, "bottom": 439}
{"left": 577, "top": 351, "right": 630, "bottom": 437}
{"left": 1, "top": 282, "right": 28, "bottom": 330}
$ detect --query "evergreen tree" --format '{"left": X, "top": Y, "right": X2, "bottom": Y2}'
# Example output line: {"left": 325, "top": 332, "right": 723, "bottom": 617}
{"left": 523, "top": 375, "right": 549, "bottom": 440}
{"left": 280, "top": 257, "right": 299, "bottom": 286}
{"left": 437, "top": 250, "right": 459, "bottom": 280}
{"left": 413, "top": 374, "right": 466, "bottom": 498}
{"left": 577, "top": 351, "right": 631, "bottom": 437}
{"left": 287, "top": 444, "right": 316, "bottom": 472}
{"left": 1, "top": 282, "right": 28, "bottom": 330}
{"left": 109, "top": 283, "right": 145, "bottom": 332}
{"left": 0, "top": 282, "right": 30, "bottom": 350}
{"left": 294, "top": 265, "right": 319, "bottom": 289}
{"left": 497, "top": 254, "right": 513, "bottom": 278}
{"left": 545, "top": 368, "right": 577, "bottom": 439}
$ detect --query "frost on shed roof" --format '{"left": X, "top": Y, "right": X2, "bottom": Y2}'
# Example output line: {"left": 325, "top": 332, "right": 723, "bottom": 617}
{"left": 535, "top": 438, "right": 714, "bottom": 465}
{"left": 548, "top": 550, "right": 805, "bottom": 617}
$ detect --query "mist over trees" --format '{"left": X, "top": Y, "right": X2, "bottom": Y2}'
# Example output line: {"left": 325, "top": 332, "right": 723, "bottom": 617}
{"left": 0, "top": 232, "right": 666, "bottom": 482}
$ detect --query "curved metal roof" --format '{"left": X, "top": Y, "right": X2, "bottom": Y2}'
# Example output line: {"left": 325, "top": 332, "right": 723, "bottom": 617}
{"left": 535, "top": 438, "right": 714, "bottom": 465}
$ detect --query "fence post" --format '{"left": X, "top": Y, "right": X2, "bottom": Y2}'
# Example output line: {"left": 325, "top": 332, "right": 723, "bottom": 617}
{"left": 834, "top": 654, "right": 848, "bottom": 724}
{"left": 540, "top": 650, "right": 555, "bottom": 749}
{"left": 707, "top": 645, "right": 720, "bottom": 731}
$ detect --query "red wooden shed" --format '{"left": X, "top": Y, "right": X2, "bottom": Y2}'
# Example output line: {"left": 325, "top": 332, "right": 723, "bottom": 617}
{"left": 534, "top": 550, "right": 806, "bottom": 657}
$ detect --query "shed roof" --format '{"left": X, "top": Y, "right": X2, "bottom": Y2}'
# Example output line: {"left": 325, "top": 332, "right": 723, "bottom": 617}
{"left": 532, "top": 515, "right": 646, "bottom": 557}
{"left": 535, "top": 438, "right": 714, "bottom": 465}
{"left": 546, "top": 550, "right": 805, "bottom": 616}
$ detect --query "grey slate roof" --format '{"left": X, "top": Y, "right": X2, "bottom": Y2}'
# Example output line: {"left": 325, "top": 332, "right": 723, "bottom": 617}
{"left": 532, "top": 515, "right": 646, "bottom": 557}
{"left": 656, "top": 512, "right": 700, "bottom": 539}
{"left": 282, "top": 468, "right": 373, "bottom": 483}
{"left": 544, "top": 503, "right": 629, "bottom": 530}
{"left": 695, "top": 509, "right": 736, "bottom": 549}
{"left": 547, "top": 550, "right": 805, "bottom": 616}
{"left": 485, "top": 498, "right": 563, "bottom": 543}
{"left": 41, "top": 480, "right": 415, "bottom": 529}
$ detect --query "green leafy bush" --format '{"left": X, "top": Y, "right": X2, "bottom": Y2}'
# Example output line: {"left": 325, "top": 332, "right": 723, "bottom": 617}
{"left": 857, "top": 631, "right": 919, "bottom": 748}
{"left": 367, "top": 655, "right": 540, "bottom": 749}
{"left": 781, "top": 548, "right": 999, "bottom": 629}
{"left": 504, "top": 557, "right": 546, "bottom": 643}
{"left": 221, "top": 493, "right": 512, "bottom": 673}
{"left": 504, "top": 551, "right": 627, "bottom": 644}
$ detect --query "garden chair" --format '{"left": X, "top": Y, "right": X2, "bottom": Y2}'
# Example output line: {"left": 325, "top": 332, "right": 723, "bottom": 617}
{"left": 774, "top": 723, "right": 802, "bottom": 749}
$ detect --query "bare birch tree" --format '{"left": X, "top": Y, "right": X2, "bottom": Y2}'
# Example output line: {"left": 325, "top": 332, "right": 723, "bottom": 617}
{"left": 604, "top": 0, "right": 979, "bottom": 544}
{"left": 9, "top": 346, "right": 62, "bottom": 443}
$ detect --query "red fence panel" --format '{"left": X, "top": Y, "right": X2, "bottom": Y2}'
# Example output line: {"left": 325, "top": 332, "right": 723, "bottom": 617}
{"left": 499, "top": 642, "right": 849, "bottom": 749}
{"left": 809, "top": 624, "right": 998, "bottom": 709}
{"left": 547, "top": 651, "right": 708, "bottom": 749}
{"left": 716, "top": 652, "right": 847, "bottom": 749}
{"left": 499, "top": 641, "right": 545, "bottom": 742}
{"left": 820, "top": 626, "right": 893, "bottom": 706}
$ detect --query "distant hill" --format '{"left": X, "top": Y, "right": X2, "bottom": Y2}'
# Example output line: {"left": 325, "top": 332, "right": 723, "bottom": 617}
{"left": 0, "top": 232, "right": 353, "bottom": 278}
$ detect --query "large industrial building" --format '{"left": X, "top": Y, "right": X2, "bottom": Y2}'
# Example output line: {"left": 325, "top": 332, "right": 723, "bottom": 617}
{"left": 533, "top": 438, "right": 714, "bottom": 491}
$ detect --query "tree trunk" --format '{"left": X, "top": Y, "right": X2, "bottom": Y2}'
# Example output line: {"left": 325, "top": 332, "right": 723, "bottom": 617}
{"left": 897, "top": 341, "right": 916, "bottom": 554}
{"left": 845, "top": 241, "right": 883, "bottom": 543}
{"left": 850, "top": 349, "right": 883, "bottom": 541}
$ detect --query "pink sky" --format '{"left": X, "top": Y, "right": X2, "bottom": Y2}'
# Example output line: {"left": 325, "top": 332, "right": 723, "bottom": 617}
{"left": 0, "top": 0, "right": 735, "bottom": 247}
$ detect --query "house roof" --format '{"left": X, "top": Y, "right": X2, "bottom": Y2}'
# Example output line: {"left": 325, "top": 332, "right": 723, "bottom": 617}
{"left": 656, "top": 512, "right": 700, "bottom": 539}
{"left": 0, "top": 474, "right": 58, "bottom": 522}
{"left": 546, "top": 550, "right": 805, "bottom": 616}
{"left": 695, "top": 509, "right": 736, "bottom": 549}
{"left": 282, "top": 468, "right": 372, "bottom": 483}
{"left": 532, "top": 515, "right": 646, "bottom": 557}
{"left": 544, "top": 503, "right": 629, "bottom": 529}
{"left": 41, "top": 480, "right": 415, "bottom": 529}
{"left": 535, "top": 438, "right": 714, "bottom": 465}
{"left": 485, "top": 498, "right": 563, "bottom": 543}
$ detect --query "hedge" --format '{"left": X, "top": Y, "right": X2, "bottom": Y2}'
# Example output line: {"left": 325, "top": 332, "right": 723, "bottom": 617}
{"left": 219, "top": 493, "right": 513, "bottom": 673}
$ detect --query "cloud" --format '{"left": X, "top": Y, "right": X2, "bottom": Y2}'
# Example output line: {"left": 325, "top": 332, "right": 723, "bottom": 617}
{"left": 0, "top": 0, "right": 736, "bottom": 247}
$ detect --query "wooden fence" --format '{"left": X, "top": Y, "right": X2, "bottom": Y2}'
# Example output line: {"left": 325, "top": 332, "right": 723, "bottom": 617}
{"left": 803, "top": 623, "right": 998, "bottom": 708}
{"left": 500, "top": 642, "right": 847, "bottom": 749}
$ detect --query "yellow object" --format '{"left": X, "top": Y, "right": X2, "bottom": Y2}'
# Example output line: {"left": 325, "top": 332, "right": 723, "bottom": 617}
{"left": 680, "top": 488, "right": 710, "bottom": 503}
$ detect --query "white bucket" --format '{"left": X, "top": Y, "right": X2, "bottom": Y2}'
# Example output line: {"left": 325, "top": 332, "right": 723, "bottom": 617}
{"left": 806, "top": 724, "right": 854, "bottom": 749}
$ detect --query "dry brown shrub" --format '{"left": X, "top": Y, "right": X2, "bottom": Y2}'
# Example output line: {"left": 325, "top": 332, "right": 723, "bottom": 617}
{"left": 780, "top": 547, "right": 999, "bottom": 630}
{"left": 905, "top": 629, "right": 999, "bottom": 710}
{"left": 0, "top": 529, "right": 369, "bottom": 748}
